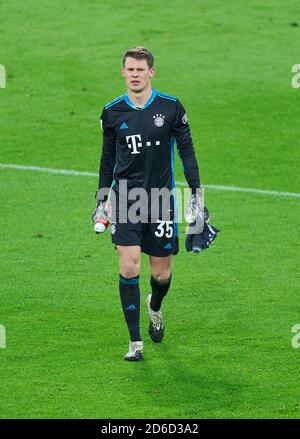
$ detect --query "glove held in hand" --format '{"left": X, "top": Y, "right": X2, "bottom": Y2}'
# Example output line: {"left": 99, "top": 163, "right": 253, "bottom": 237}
{"left": 185, "top": 221, "right": 220, "bottom": 253}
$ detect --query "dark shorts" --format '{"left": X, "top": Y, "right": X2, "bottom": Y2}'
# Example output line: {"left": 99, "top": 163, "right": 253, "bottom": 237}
{"left": 109, "top": 187, "right": 179, "bottom": 256}
{"left": 110, "top": 220, "right": 179, "bottom": 257}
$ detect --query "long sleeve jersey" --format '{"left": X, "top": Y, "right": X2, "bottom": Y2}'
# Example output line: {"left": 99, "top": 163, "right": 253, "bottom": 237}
{"left": 98, "top": 89, "right": 200, "bottom": 196}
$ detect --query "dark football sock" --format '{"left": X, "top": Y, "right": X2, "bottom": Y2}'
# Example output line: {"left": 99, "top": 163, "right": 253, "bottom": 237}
{"left": 119, "top": 274, "right": 142, "bottom": 342}
{"left": 150, "top": 274, "right": 172, "bottom": 312}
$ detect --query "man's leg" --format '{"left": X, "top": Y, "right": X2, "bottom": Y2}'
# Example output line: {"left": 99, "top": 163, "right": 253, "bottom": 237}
{"left": 149, "top": 255, "right": 172, "bottom": 311}
{"left": 147, "top": 255, "right": 172, "bottom": 343}
{"left": 117, "top": 245, "right": 143, "bottom": 360}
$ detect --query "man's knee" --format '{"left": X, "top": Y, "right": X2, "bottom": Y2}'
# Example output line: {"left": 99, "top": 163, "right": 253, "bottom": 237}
{"left": 121, "top": 260, "right": 140, "bottom": 278}
{"left": 152, "top": 271, "right": 171, "bottom": 284}
{"left": 151, "top": 265, "right": 172, "bottom": 283}
{"left": 118, "top": 246, "right": 141, "bottom": 278}
{"left": 150, "top": 256, "right": 172, "bottom": 283}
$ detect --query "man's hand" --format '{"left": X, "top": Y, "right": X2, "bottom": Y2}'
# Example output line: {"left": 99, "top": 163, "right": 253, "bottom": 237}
{"left": 185, "top": 188, "right": 205, "bottom": 232}
{"left": 92, "top": 200, "right": 112, "bottom": 234}
{"left": 185, "top": 207, "right": 220, "bottom": 253}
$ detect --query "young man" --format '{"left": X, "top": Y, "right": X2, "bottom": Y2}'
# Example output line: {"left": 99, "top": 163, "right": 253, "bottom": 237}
{"left": 94, "top": 47, "right": 203, "bottom": 361}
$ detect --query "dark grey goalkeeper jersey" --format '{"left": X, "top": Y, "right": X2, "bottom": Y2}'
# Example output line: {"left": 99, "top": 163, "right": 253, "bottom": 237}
{"left": 98, "top": 89, "right": 200, "bottom": 195}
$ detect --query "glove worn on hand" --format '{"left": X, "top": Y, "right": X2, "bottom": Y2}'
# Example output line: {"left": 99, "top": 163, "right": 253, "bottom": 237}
{"left": 185, "top": 208, "right": 220, "bottom": 253}
{"left": 185, "top": 188, "right": 204, "bottom": 226}
{"left": 91, "top": 200, "right": 111, "bottom": 228}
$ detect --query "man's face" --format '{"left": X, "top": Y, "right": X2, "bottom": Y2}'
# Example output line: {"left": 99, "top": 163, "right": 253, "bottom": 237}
{"left": 122, "top": 57, "right": 155, "bottom": 93}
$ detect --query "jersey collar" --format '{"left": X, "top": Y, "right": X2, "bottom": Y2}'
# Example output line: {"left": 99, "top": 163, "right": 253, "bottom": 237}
{"left": 124, "top": 89, "right": 157, "bottom": 110}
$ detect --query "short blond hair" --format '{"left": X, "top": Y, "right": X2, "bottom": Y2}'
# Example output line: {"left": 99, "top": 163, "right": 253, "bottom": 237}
{"left": 122, "top": 46, "right": 154, "bottom": 68}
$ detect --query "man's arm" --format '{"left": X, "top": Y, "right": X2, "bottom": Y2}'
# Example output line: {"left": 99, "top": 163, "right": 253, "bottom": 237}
{"left": 172, "top": 99, "right": 200, "bottom": 194}
{"left": 97, "top": 108, "right": 117, "bottom": 202}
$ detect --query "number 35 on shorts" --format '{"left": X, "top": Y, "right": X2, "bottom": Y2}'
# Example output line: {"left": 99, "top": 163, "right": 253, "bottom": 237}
{"left": 154, "top": 220, "right": 174, "bottom": 238}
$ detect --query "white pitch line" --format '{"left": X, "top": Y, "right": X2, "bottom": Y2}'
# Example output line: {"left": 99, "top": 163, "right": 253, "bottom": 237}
{"left": 0, "top": 163, "right": 299, "bottom": 199}
{"left": 0, "top": 163, "right": 98, "bottom": 177}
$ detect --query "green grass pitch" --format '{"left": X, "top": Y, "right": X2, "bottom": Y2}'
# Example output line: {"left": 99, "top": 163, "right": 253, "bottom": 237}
{"left": 0, "top": 0, "right": 299, "bottom": 418}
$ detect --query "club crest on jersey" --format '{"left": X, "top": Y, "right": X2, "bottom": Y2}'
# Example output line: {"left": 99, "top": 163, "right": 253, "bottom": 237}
{"left": 153, "top": 114, "right": 165, "bottom": 127}
{"left": 182, "top": 113, "right": 188, "bottom": 124}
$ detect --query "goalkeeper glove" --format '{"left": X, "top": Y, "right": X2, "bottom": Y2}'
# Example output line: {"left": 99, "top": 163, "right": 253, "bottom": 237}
{"left": 185, "top": 188, "right": 204, "bottom": 227}
{"left": 185, "top": 207, "right": 220, "bottom": 253}
{"left": 91, "top": 199, "right": 111, "bottom": 234}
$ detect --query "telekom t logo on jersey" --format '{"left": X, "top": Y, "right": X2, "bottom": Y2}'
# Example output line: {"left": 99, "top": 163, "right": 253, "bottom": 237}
{"left": 126, "top": 134, "right": 161, "bottom": 154}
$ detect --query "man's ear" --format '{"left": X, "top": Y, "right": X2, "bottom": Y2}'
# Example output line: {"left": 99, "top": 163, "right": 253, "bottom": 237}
{"left": 121, "top": 68, "right": 125, "bottom": 77}
{"left": 149, "top": 67, "right": 156, "bottom": 78}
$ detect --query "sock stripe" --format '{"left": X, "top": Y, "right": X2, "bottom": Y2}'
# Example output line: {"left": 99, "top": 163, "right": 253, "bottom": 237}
{"left": 119, "top": 274, "right": 140, "bottom": 285}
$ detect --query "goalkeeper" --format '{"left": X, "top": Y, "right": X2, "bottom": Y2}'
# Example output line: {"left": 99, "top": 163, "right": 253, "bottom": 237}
{"left": 93, "top": 46, "right": 219, "bottom": 361}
